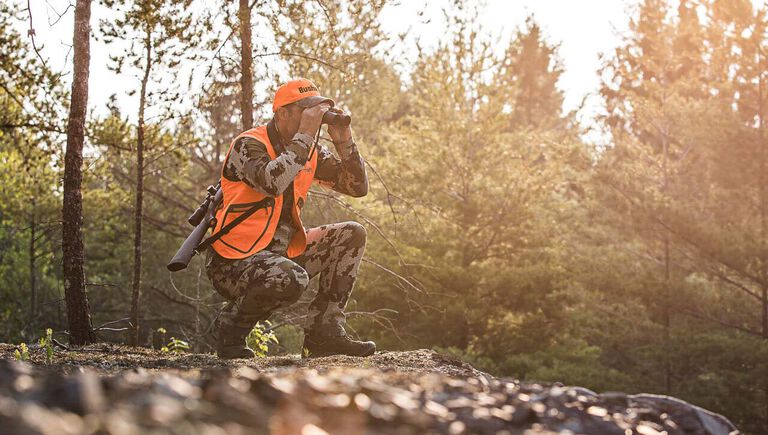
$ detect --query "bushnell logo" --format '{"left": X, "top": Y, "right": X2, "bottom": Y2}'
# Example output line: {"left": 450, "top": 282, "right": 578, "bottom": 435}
{"left": 298, "top": 85, "right": 318, "bottom": 93}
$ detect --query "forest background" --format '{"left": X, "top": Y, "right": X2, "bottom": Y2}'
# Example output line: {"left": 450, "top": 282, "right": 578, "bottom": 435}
{"left": 2, "top": 0, "right": 767, "bottom": 432}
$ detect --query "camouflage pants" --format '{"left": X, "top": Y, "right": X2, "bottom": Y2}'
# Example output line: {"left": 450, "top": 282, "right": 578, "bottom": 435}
{"left": 205, "top": 221, "right": 367, "bottom": 336}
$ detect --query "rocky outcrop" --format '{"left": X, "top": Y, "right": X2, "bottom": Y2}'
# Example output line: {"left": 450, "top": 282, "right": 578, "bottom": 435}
{"left": 0, "top": 347, "right": 738, "bottom": 434}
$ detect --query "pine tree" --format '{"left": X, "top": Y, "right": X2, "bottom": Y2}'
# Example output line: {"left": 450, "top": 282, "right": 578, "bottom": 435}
{"left": 238, "top": 0, "right": 254, "bottom": 130}
{"left": 101, "top": 0, "right": 207, "bottom": 346}
{"left": 62, "top": 0, "right": 95, "bottom": 345}
{"left": 0, "top": 4, "right": 68, "bottom": 339}
{"left": 361, "top": 4, "right": 581, "bottom": 357}
{"left": 497, "top": 16, "right": 566, "bottom": 132}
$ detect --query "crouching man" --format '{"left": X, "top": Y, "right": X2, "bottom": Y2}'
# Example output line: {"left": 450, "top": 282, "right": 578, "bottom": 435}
{"left": 206, "top": 78, "right": 375, "bottom": 359}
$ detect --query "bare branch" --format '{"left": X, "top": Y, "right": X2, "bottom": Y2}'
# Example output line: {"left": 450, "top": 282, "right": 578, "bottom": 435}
{"left": 678, "top": 308, "right": 765, "bottom": 339}
{"left": 94, "top": 317, "right": 131, "bottom": 331}
{"left": 26, "top": 0, "right": 49, "bottom": 70}
{"left": 254, "top": 50, "right": 346, "bottom": 73}
{"left": 362, "top": 257, "right": 423, "bottom": 294}
{"left": 44, "top": 0, "right": 74, "bottom": 26}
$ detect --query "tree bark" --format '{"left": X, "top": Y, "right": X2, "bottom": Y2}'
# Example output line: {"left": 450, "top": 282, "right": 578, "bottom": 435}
{"left": 62, "top": 0, "right": 94, "bottom": 345}
{"left": 758, "top": 47, "right": 767, "bottom": 340}
{"left": 130, "top": 32, "right": 152, "bottom": 346}
{"left": 238, "top": 0, "right": 254, "bottom": 130}
{"left": 29, "top": 199, "right": 36, "bottom": 321}
{"left": 756, "top": 31, "right": 768, "bottom": 435}
{"left": 661, "top": 110, "right": 672, "bottom": 394}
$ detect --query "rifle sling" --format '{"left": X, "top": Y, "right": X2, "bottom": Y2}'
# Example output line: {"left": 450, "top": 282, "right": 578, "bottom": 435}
{"left": 196, "top": 197, "right": 274, "bottom": 253}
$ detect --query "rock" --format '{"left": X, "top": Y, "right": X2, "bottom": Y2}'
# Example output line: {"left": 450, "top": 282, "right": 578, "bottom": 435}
{"left": 630, "top": 394, "right": 737, "bottom": 435}
{"left": 0, "top": 349, "right": 740, "bottom": 434}
{"left": 41, "top": 371, "right": 104, "bottom": 415}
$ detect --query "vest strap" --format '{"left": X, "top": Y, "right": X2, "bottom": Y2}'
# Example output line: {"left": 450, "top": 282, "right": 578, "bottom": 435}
{"left": 198, "top": 197, "right": 275, "bottom": 253}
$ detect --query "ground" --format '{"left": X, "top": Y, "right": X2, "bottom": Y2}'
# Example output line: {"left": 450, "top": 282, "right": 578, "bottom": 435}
{"left": 0, "top": 343, "right": 739, "bottom": 434}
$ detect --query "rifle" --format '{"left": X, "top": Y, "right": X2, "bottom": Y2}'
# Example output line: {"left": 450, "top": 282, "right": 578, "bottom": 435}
{"left": 167, "top": 182, "right": 222, "bottom": 272}
{"left": 167, "top": 182, "right": 274, "bottom": 272}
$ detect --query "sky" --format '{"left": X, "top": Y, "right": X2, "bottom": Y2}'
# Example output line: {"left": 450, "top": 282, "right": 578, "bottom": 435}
{"left": 23, "top": 0, "right": 641, "bottom": 143}
{"left": 379, "top": 1, "right": 636, "bottom": 108}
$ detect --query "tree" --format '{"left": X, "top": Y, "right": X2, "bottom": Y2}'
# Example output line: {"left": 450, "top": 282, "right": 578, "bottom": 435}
{"left": 355, "top": 4, "right": 582, "bottom": 358}
{"left": 238, "top": 0, "right": 254, "bottom": 130}
{"left": 728, "top": 3, "right": 768, "bottom": 338}
{"left": 595, "top": 1, "right": 768, "bottom": 429}
{"left": 261, "top": 0, "right": 399, "bottom": 139}
{"left": 102, "top": 0, "right": 205, "bottom": 345}
{"left": 0, "top": 3, "right": 68, "bottom": 339}
{"left": 62, "top": 0, "right": 95, "bottom": 345}
{"left": 497, "top": 16, "right": 566, "bottom": 132}
{"left": 597, "top": 0, "right": 710, "bottom": 393}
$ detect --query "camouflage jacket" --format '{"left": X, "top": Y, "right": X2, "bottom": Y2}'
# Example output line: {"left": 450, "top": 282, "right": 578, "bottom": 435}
{"left": 217, "top": 119, "right": 368, "bottom": 254}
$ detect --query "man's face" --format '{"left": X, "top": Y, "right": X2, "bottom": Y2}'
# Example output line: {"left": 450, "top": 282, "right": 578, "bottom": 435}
{"left": 276, "top": 100, "right": 333, "bottom": 140}
{"left": 276, "top": 103, "right": 305, "bottom": 139}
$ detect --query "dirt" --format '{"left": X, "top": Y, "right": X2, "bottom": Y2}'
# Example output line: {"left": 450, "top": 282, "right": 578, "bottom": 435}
{"left": 0, "top": 343, "right": 482, "bottom": 378}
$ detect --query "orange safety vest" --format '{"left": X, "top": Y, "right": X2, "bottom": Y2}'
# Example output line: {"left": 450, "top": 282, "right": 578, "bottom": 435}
{"left": 210, "top": 125, "right": 318, "bottom": 259}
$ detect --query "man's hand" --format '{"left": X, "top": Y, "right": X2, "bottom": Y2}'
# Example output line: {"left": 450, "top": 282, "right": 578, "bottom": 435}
{"left": 327, "top": 107, "right": 353, "bottom": 145}
{"left": 298, "top": 103, "right": 331, "bottom": 137}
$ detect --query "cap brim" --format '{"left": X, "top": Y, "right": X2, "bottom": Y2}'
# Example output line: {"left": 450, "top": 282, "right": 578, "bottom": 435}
{"left": 294, "top": 96, "right": 335, "bottom": 108}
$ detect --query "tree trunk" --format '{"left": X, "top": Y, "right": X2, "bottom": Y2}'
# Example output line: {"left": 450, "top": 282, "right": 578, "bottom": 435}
{"left": 130, "top": 33, "right": 152, "bottom": 346}
{"left": 758, "top": 49, "right": 767, "bottom": 340}
{"left": 29, "top": 199, "right": 37, "bottom": 322}
{"left": 661, "top": 121, "right": 672, "bottom": 394}
{"left": 753, "top": 33, "right": 768, "bottom": 435}
{"left": 758, "top": 50, "right": 768, "bottom": 435}
{"left": 62, "top": 0, "right": 94, "bottom": 345}
{"left": 238, "top": 0, "right": 254, "bottom": 130}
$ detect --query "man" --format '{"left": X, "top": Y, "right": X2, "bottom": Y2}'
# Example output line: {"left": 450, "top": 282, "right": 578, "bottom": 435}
{"left": 205, "top": 78, "right": 376, "bottom": 359}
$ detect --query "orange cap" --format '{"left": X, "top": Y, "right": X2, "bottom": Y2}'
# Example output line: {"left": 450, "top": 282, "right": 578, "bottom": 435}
{"left": 272, "top": 78, "right": 335, "bottom": 112}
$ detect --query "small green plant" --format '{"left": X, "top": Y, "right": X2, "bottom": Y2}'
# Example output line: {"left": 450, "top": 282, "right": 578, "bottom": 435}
{"left": 38, "top": 328, "right": 53, "bottom": 364}
{"left": 155, "top": 327, "right": 167, "bottom": 350}
{"left": 161, "top": 337, "right": 190, "bottom": 354}
{"left": 246, "top": 320, "right": 279, "bottom": 358}
{"left": 13, "top": 343, "right": 29, "bottom": 361}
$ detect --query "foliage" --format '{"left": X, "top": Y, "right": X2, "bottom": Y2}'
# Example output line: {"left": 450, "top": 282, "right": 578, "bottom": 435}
{"left": 246, "top": 321, "right": 279, "bottom": 358}
{"left": 0, "top": 2, "right": 67, "bottom": 342}
{"left": 1, "top": 0, "right": 768, "bottom": 431}
{"left": 38, "top": 328, "right": 53, "bottom": 364}
{"left": 13, "top": 343, "right": 28, "bottom": 362}
{"left": 161, "top": 337, "right": 191, "bottom": 354}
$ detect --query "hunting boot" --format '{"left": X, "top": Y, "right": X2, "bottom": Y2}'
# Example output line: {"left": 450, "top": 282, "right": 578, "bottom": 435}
{"left": 215, "top": 320, "right": 254, "bottom": 359}
{"left": 302, "top": 331, "right": 376, "bottom": 358}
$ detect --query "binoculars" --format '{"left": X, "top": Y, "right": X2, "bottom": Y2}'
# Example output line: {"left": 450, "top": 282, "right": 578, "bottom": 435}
{"left": 322, "top": 109, "right": 351, "bottom": 127}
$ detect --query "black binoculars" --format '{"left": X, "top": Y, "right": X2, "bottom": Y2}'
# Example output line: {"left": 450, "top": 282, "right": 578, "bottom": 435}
{"left": 322, "top": 109, "right": 351, "bottom": 127}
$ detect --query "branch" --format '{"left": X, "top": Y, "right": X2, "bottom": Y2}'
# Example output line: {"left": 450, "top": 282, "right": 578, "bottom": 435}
{"left": 674, "top": 246, "right": 763, "bottom": 301}
{"left": 346, "top": 309, "right": 408, "bottom": 345}
{"left": 113, "top": 168, "right": 191, "bottom": 213}
{"left": 205, "top": 0, "right": 264, "bottom": 80}
{"left": 364, "top": 158, "right": 398, "bottom": 223}
{"left": 253, "top": 50, "right": 346, "bottom": 73}
{"left": 149, "top": 285, "right": 215, "bottom": 317}
{"left": 678, "top": 308, "right": 765, "bottom": 339}
{"left": 312, "top": 0, "right": 340, "bottom": 47}
{"left": 168, "top": 274, "right": 217, "bottom": 304}
{"left": 604, "top": 178, "right": 768, "bottom": 288}
{"left": 44, "top": 0, "right": 74, "bottom": 26}
{"left": 362, "top": 257, "right": 423, "bottom": 294}
{"left": 26, "top": 0, "right": 49, "bottom": 70}
{"left": 93, "top": 317, "right": 131, "bottom": 331}
{"left": 309, "top": 188, "right": 414, "bottom": 267}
